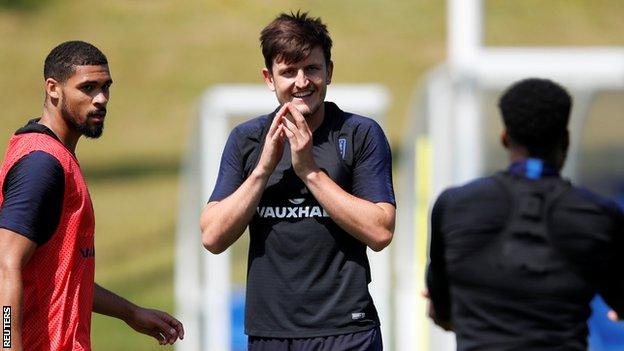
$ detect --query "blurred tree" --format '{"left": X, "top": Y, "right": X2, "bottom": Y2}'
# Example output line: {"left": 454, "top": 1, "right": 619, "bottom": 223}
{"left": 0, "top": 0, "right": 49, "bottom": 11}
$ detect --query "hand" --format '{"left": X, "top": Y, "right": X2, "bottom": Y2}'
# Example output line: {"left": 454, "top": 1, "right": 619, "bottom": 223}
{"left": 125, "top": 307, "right": 185, "bottom": 345}
{"left": 422, "top": 290, "right": 453, "bottom": 331}
{"left": 608, "top": 310, "right": 621, "bottom": 322}
{"left": 255, "top": 103, "right": 288, "bottom": 177}
{"left": 281, "top": 103, "right": 319, "bottom": 179}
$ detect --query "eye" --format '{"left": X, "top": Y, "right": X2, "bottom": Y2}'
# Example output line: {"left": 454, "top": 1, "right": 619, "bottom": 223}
{"left": 282, "top": 68, "right": 296, "bottom": 77}
{"left": 80, "top": 84, "right": 94, "bottom": 93}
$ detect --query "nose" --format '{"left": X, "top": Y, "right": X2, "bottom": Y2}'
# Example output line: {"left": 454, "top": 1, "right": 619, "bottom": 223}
{"left": 295, "top": 69, "right": 308, "bottom": 88}
{"left": 93, "top": 90, "right": 108, "bottom": 106}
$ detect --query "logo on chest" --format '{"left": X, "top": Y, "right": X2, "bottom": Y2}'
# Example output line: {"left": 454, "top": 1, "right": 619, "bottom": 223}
{"left": 79, "top": 247, "right": 95, "bottom": 258}
{"left": 256, "top": 204, "right": 330, "bottom": 219}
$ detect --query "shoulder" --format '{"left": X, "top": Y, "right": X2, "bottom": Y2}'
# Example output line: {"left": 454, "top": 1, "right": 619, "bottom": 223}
{"left": 16, "top": 151, "right": 63, "bottom": 171}
{"left": 437, "top": 176, "right": 503, "bottom": 205}
{"left": 560, "top": 185, "right": 623, "bottom": 217}
{"left": 342, "top": 112, "right": 385, "bottom": 136}
{"left": 231, "top": 115, "right": 270, "bottom": 138}
{"left": 326, "top": 102, "right": 385, "bottom": 134}
{"left": 225, "top": 115, "right": 271, "bottom": 152}
{"left": 6, "top": 151, "right": 64, "bottom": 187}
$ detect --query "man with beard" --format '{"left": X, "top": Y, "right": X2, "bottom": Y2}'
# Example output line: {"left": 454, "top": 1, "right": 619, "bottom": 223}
{"left": 0, "top": 41, "right": 184, "bottom": 350}
{"left": 201, "top": 12, "right": 395, "bottom": 351}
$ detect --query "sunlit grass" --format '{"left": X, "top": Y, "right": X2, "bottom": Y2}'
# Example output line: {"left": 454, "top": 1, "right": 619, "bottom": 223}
{"left": 2, "top": 1, "right": 624, "bottom": 350}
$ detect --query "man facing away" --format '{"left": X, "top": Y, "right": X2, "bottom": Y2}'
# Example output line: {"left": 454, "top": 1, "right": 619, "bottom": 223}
{"left": 0, "top": 41, "right": 184, "bottom": 350}
{"left": 201, "top": 11, "right": 396, "bottom": 351}
{"left": 426, "top": 78, "right": 624, "bottom": 350}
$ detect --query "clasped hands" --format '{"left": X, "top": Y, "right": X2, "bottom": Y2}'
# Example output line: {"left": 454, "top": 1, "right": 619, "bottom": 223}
{"left": 256, "top": 102, "right": 320, "bottom": 180}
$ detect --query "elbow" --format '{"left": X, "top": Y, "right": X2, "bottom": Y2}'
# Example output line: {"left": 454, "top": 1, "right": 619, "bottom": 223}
{"left": 201, "top": 230, "right": 227, "bottom": 254}
{"left": 369, "top": 229, "right": 393, "bottom": 252}
{"left": 200, "top": 205, "right": 226, "bottom": 254}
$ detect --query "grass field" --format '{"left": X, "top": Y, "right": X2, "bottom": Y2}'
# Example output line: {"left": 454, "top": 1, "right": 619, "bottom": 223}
{"left": 1, "top": 1, "right": 624, "bottom": 350}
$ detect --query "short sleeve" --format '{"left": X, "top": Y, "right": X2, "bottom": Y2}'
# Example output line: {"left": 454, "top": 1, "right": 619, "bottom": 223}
{"left": 208, "top": 128, "right": 245, "bottom": 202}
{"left": 351, "top": 121, "right": 395, "bottom": 205}
{"left": 0, "top": 151, "right": 65, "bottom": 245}
{"left": 426, "top": 190, "right": 452, "bottom": 322}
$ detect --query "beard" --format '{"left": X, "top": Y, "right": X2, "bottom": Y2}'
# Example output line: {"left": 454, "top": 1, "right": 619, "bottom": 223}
{"left": 61, "top": 100, "right": 105, "bottom": 139}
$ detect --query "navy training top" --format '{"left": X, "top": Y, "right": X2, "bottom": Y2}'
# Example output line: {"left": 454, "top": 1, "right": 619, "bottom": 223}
{"left": 0, "top": 119, "right": 65, "bottom": 245}
{"left": 210, "top": 102, "right": 395, "bottom": 338}
{"left": 427, "top": 159, "right": 624, "bottom": 351}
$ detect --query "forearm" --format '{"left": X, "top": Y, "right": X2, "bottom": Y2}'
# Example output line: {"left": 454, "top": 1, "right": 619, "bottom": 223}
{"left": 200, "top": 168, "right": 270, "bottom": 254}
{"left": 0, "top": 267, "right": 23, "bottom": 351}
{"left": 92, "top": 283, "right": 137, "bottom": 322}
{"left": 303, "top": 170, "right": 395, "bottom": 251}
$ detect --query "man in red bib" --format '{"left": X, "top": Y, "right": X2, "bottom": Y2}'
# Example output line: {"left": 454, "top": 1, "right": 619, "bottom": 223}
{"left": 0, "top": 41, "right": 184, "bottom": 350}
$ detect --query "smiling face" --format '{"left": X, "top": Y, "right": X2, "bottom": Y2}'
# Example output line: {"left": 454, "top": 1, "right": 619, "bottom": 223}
{"left": 55, "top": 64, "right": 112, "bottom": 138}
{"left": 263, "top": 46, "right": 333, "bottom": 121}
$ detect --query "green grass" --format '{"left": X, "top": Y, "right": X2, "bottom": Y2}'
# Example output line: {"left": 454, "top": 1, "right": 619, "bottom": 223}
{"left": 2, "top": 1, "right": 624, "bottom": 349}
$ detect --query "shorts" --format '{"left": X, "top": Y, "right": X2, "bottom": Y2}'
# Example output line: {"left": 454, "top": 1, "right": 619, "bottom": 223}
{"left": 248, "top": 327, "right": 382, "bottom": 351}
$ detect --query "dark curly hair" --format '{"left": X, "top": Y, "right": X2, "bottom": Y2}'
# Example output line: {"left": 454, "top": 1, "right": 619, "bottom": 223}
{"left": 44, "top": 40, "right": 108, "bottom": 82}
{"left": 260, "top": 11, "right": 332, "bottom": 71}
{"left": 498, "top": 78, "right": 572, "bottom": 157}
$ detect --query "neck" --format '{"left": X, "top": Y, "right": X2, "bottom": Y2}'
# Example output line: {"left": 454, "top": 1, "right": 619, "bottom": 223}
{"left": 508, "top": 148, "right": 564, "bottom": 171}
{"left": 40, "top": 104, "right": 80, "bottom": 153}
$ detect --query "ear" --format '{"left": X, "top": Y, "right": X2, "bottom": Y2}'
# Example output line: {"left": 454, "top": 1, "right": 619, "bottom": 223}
{"left": 326, "top": 60, "right": 334, "bottom": 85}
{"left": 501, "top": 129, "right": 510, "bottom": 149}
{"left": 262, "top": 67, "right": 275, "bottom": 92}
{"left": 45, "top": 78, "right": 62, "bottom": 100}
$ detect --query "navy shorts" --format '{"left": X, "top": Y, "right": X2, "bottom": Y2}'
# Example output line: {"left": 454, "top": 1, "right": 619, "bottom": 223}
{"left": 248, "top": 327, "right": 382, "bottom": 351}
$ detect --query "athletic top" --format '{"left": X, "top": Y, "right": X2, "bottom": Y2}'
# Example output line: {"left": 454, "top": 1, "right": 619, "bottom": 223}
{"left": 0, "top": 120, "right": 64, "bottom": 245}
{"left": 0, "top": 120, "right": 95, "bottom": 350}
{"left": 427, "top": 159, "right": 624, "bottom": 351}
{"left": 210, "top": 102, "right": 395, "bottom": 338}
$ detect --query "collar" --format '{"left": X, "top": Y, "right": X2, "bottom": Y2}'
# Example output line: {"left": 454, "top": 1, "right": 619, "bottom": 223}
{"left": 15, "top": 118, "right": 62, "bottom": 143}
{"left": 508, "top": 158, "right": 560, "bottom": 179}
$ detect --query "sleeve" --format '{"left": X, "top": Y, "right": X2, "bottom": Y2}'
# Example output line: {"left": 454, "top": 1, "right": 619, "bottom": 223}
{"left": 351, "top": 121, "right": 395, "bottom": 205}
{"left": 0, "top": 151, "right": 64, "bottom": 245}
{"left": 208, "top": 128, "right": 246, "bottom": 202}
{"left": 426, "top": 190, "right": 452, "bottom": 323}
{"left": 596, "top": 202, "right": 624, "bottom": 316}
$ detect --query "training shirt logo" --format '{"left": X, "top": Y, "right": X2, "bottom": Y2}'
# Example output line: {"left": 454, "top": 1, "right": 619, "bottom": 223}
{"left": 256, "top": 205, "right": 330, "bottom": 219}
{"left": 338, "top": 138, "right": 347, "bottom": 159}
{"left": 288, "top": 198, "right": 305, "bottom": 205}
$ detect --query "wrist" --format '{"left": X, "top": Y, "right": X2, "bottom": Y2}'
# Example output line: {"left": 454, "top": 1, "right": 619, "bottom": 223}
{"left": 251, "top": 165, "right": 272, "bottom": 181}
{"left": 121, "top": 301, "right": 140, "bottom": 323}
{"left": 302, "top": 168, "right": 323, "bottom": 185}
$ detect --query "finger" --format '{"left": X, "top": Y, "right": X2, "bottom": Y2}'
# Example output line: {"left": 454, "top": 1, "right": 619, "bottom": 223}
{"left": 276, "top": 102, "right": 290, "bottom": 118}
{"left": 268, "top": 104, "right": 289, "bottom": 137}
{"left": 281, "top": 120, "right": 299, "bottom": 145}
{"left": 148, "top": 312, "right": 179, "bottom": 342}
{"left": 281, "top": 116, "right": 306, "bottom": 141}
{"left": 173, "top": 317, "right": 185, "bottom": 340}
{"left": 150, "top": 330, "right": 166, "bottom": 345}
{"left": 282, "top": 124, "right": 296, "bottom": 140}
{"left": 271, "top": 125, "right": 284, "bottom": 143}
{"left": 156, "top": 312, "right": 183, "bottom": 342}
{"left": 286, "top": 104, "right": 311, "bottom": 134}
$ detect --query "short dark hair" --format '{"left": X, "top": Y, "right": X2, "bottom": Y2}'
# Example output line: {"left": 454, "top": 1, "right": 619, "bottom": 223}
{"left": 498, "top": 78, "right": 572, "bottom": 157}
{"left": 260, "top": 11, "right": 332, "bottom": 71}
{"left": 44, "top": 40, "right": 108, "bottom": 82}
